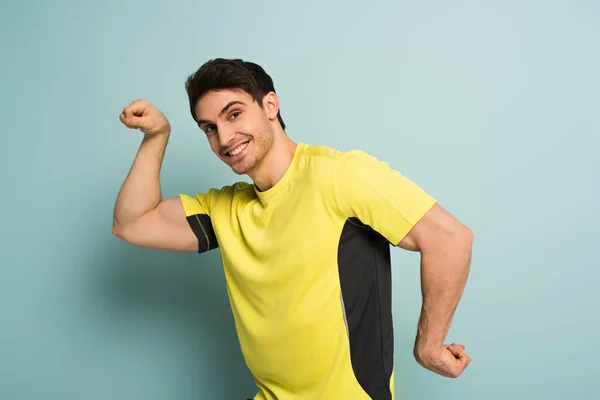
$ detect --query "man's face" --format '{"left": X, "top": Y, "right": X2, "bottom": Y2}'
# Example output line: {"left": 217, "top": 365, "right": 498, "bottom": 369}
{"left": 195, "top": 89, "right": 275, "bottom": 176}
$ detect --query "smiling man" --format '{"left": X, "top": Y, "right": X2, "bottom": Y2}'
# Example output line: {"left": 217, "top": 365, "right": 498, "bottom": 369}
{"left": 113, "top": 58, "right": 474, "bottom": 400}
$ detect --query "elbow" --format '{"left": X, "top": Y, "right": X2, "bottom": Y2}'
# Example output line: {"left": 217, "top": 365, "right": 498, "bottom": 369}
{"left": 112, "top": 222, "right": 121, "bottom": 238}
{"left": 443, "top": 224, "right": 473, "bottom": 251}
{"left": 112, "top": 221, "right": 127, "bottom": 240}
{"left": 461, "top": 226, "right": 474, "bottom": 246}
{"left": 454, "top": 225, "right": 474, "bottom": 253}
{"left": 112, "top": 219, "right": 144, "bottom": 246}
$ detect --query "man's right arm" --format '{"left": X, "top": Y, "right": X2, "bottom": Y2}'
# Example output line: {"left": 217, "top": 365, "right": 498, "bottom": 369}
{"left": 111, "top": 99, "right": 200, "bottom": 253}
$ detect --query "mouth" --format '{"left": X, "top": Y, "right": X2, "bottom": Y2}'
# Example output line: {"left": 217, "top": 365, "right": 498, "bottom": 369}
{"left": 224, "top": 140, "right": 250, "bottom": 159}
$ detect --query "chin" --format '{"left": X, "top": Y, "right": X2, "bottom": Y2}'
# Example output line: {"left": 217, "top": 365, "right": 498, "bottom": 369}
{"left": 226, "top": 155, "right": 254, "bottom": 175}
{"left": 230, "top": 165, "right": 249, "bottom": 175}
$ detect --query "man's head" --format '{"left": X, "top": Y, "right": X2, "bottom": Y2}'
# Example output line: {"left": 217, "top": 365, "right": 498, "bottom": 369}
{"left": 185, "top": 58, "right": 286, "bottom": 176}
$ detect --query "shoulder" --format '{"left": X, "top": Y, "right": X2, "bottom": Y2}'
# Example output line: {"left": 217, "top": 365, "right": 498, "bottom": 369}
{"left": 179, "top": 181, "right": 254, "bottom": 218}
{"left": 210, "top": 181, "right": 254, "bottom": 201}
{"left": 299, "top": 142, "right": 376, "bottom": 166}
{"left": 299, "top": 142, "right": 343, "bottom": 160}
{"left": 299, "top": 142, "right": 380, "bottom": 171}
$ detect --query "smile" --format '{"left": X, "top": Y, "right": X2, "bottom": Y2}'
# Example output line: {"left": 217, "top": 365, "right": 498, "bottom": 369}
{"left": 226, "top": 141, "right": 250, "bottom": 157}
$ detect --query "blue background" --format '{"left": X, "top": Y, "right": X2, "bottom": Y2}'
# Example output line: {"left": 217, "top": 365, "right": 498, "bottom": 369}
{"left": 1, "top": 0, "right": 598, "bottom": 399}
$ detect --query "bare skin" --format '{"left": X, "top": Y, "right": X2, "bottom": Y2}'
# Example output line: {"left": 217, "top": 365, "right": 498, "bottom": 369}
{"left": 397, "top": 204, "right": 473, "bottom": 378}
{"left": 195, "top": 89, "right": 296, "bottom": 191}
{"left": 112, "top": 90, "right": 293, "bottom": 250}
{"left": 113, "top": 90, "right": 473, "bottom": 379}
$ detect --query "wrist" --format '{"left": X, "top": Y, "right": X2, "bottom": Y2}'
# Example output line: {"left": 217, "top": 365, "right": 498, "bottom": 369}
{"left": 152, "top": 129, "right": 170, "bottom": 137}
{"left": 143, "top": 130, "right": 170, "bottom": 141}
{"left": 413, "top": 341, "right": 444, "bottom": 368}
{"left": 414, "top": 335, "right": 443, "bottom": 357}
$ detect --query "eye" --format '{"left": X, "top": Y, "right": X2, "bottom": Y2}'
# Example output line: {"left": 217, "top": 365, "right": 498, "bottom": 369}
{"left": 205, "top": 124, "right": 217, "bottom": 133}
{"left": 231, "top": 111, "right": 241, "bottom": 119}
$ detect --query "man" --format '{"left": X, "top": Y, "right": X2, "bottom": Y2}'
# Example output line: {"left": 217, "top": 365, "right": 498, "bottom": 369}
{"left": 113, "top": 58, "right": 473, "bottom": 400}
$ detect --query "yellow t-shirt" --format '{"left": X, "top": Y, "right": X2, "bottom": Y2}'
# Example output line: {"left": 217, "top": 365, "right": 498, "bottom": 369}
{"left": 179, "top": 142, "right": 436, "bottom": 400}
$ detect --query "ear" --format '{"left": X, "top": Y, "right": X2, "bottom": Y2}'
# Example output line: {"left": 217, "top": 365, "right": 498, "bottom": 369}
{"left": 262, "top": 92, "right": 279, "bottom": 122}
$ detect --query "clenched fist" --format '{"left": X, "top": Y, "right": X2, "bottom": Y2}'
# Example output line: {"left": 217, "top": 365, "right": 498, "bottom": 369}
{"left": 415, "top": 342, "right": 471, "bottom": 378}
{"left": 119, "top": 99, "right": 171, "bottom": 136}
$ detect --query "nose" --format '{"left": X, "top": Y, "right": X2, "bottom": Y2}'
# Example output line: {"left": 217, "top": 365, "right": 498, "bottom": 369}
{"left": 217, "top": 125, "right": 236, "bottom": 149}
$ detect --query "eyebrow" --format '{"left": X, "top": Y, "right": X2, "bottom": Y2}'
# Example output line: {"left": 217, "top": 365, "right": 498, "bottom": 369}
{"left": 197, "top": 101, "right": 246, "bottom": 126}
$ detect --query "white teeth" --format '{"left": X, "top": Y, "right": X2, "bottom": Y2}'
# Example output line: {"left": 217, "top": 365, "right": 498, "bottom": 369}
{"left": 228, "top": 142, "right": 248, "bottom": 156}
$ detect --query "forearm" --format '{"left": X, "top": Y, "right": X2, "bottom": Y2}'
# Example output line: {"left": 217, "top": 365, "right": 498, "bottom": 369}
{"left": 113, "top": 132, "right": 169, "bottom": 228}
{"left": 415, "top": 229, "right": 473, "bottom": 352}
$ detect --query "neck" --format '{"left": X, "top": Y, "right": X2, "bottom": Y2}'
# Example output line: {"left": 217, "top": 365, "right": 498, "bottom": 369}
{"left": 249, "top": 134, "right": 297, "bottom": 192}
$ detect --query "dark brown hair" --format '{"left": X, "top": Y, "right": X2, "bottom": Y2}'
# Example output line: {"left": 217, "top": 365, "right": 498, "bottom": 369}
{"left": 185, "top": 58, "right": 286, "bottom": 130}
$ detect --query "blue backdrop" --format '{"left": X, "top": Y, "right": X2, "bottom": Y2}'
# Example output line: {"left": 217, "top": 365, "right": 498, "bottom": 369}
{"left": 1, "top": 0, "right": 598, "bottom": 399}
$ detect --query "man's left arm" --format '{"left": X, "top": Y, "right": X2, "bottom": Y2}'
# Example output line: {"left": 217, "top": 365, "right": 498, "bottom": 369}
{"left": 333, "top": 149, "right": 474, "bottom": 378}
{"left": 396, "top": 203, "right": 473, "bottom": 378}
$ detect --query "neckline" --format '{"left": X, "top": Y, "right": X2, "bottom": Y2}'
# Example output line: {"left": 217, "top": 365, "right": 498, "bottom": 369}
{"left": 254, "top": 142, "right": 306, "bottom": 203}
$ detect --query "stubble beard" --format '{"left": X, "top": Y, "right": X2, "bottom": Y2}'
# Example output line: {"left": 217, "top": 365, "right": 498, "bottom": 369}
{"left": 232, "top": 124, "right": 275, "bottom": 176}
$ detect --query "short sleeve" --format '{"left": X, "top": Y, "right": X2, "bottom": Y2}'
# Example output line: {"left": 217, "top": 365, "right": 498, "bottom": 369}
{"left": 178, "top": 192, "right": 219, "bottom": 253}
{"left": 333, "top": 150, "right": 437, "bottom": 245}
